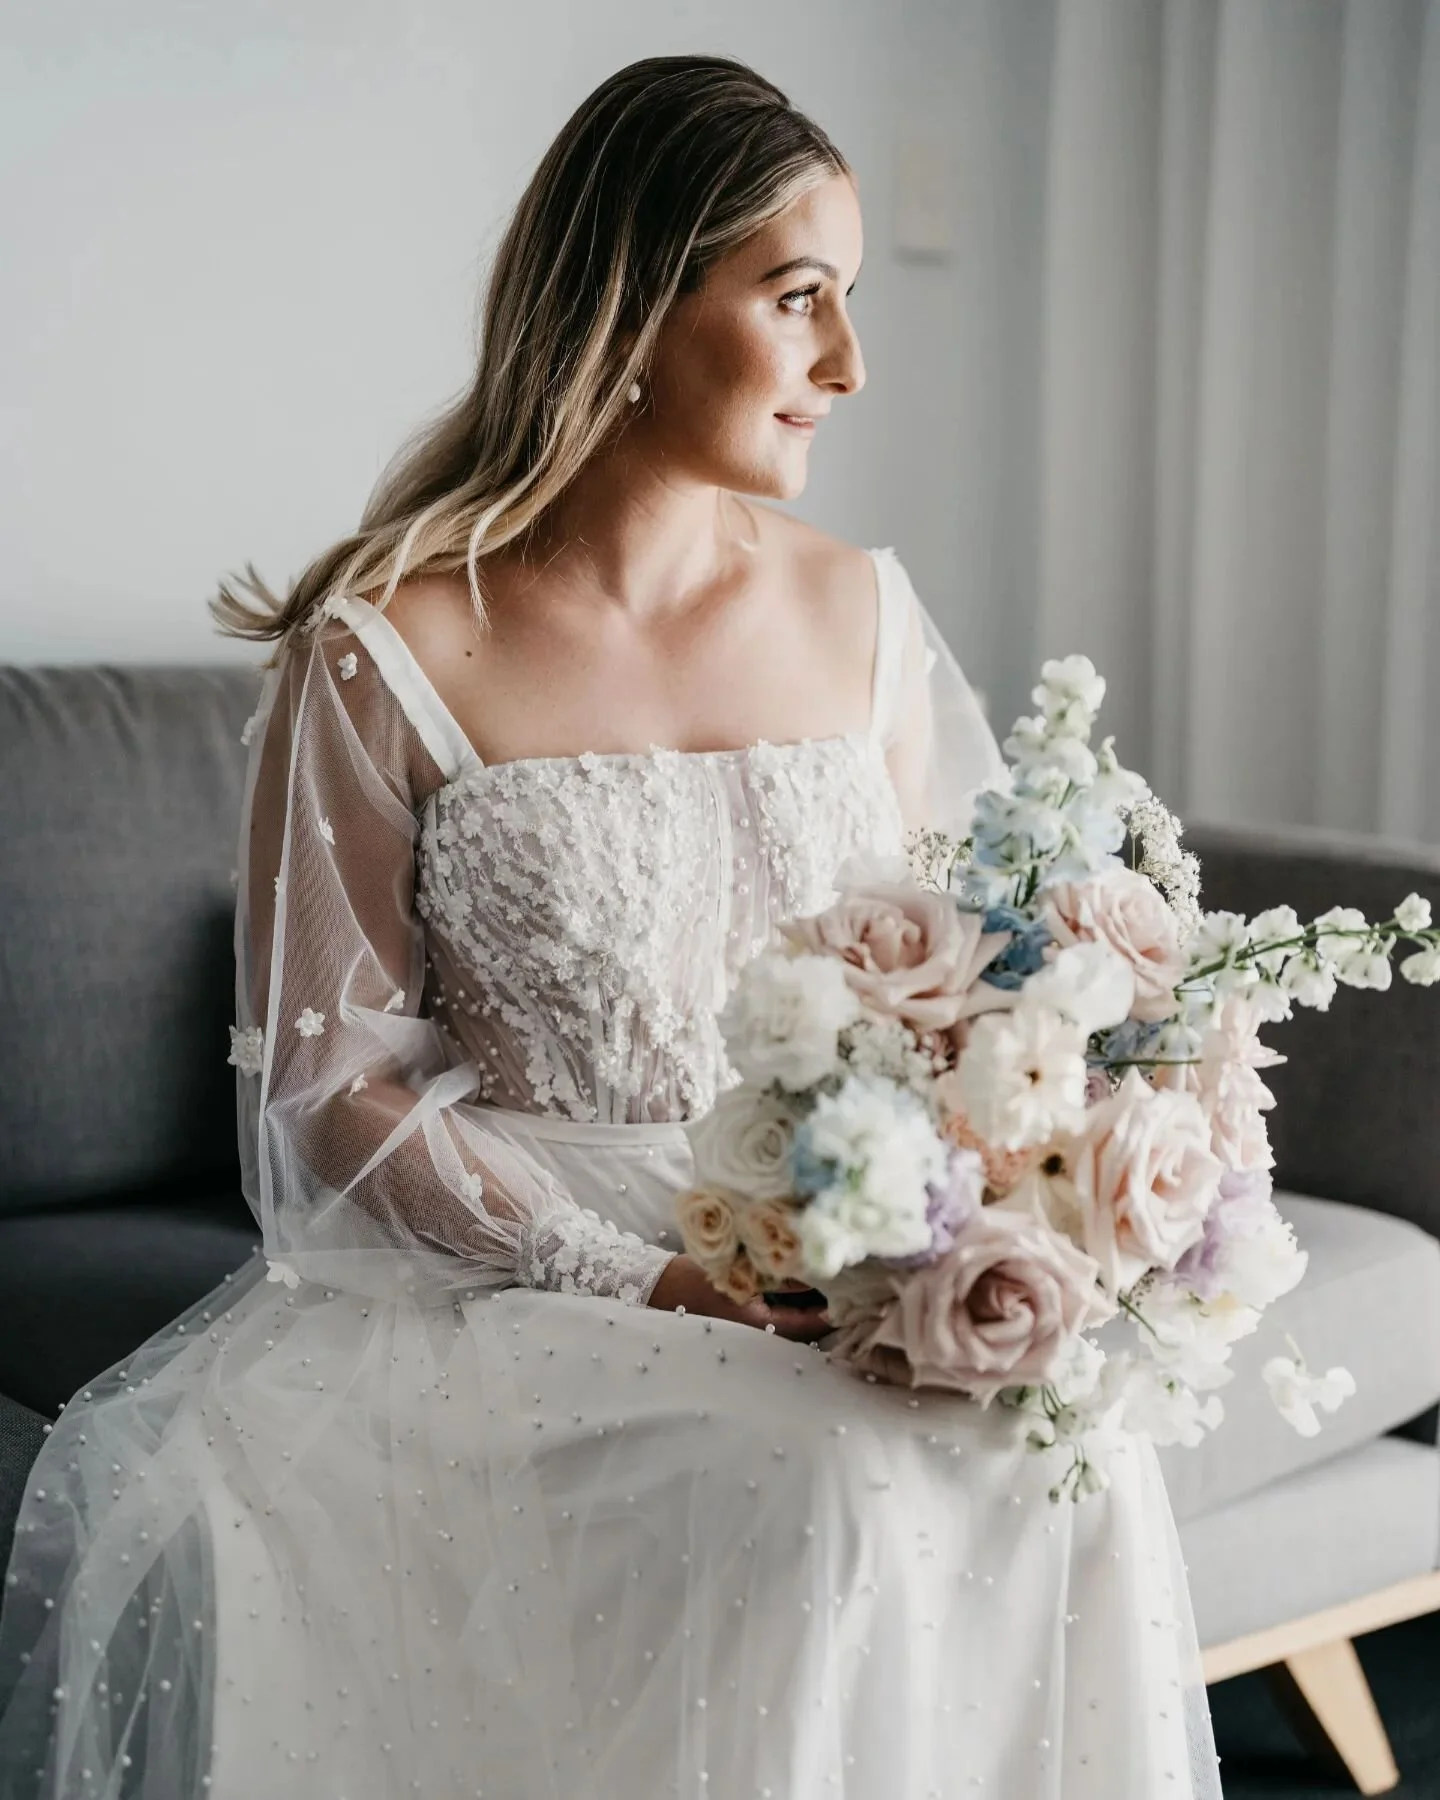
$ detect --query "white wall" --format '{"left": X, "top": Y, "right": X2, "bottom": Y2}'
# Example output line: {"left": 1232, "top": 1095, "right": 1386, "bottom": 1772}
{"left": 1, "top": 0, "right": 995, "bottom": 695}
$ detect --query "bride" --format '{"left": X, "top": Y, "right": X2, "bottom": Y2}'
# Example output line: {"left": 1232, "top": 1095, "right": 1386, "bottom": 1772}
{"left": 0, "top": 53, "right": 1222, "bottom": 1799}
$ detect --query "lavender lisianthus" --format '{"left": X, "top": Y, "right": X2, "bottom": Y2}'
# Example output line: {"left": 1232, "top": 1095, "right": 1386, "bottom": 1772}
{"left": 1169, "top": 1167, "right": 1274, "bottom": 1301}
{"left": 879, "top": 1145, "right": 986, "bottom": 1270}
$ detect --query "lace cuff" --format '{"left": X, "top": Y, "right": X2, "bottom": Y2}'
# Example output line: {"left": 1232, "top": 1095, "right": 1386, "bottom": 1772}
{"left": 520, "top": 1209, "right": 676, "bottom": 1307}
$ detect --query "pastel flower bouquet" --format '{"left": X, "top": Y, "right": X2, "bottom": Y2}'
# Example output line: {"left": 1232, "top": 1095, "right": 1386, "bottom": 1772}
{"left": 675, "top": 656, "right": 1440, "bottom": 1501}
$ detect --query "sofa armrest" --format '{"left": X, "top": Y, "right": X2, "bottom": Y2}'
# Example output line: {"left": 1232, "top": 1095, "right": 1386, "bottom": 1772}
{"left": 1183, "top": 818, "right": 1440, "bottom": 1241}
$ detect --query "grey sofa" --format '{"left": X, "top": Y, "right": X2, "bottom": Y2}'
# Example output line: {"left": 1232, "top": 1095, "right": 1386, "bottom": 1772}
{"left": 1, "top": 666, "right": 1438, "bottom": 1793}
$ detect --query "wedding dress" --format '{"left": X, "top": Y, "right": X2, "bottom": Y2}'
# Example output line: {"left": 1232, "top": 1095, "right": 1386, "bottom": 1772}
{"left": 0, "top": 545, "right": 1223, "bottom": 1798}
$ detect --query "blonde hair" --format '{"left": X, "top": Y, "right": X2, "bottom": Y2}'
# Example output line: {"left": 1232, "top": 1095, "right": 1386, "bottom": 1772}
{"left": 211, "top": 54, "right": 851, "bottom": 661}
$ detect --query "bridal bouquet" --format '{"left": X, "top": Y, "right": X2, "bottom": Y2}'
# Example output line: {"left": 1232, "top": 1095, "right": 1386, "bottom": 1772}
{"left": 674, "top": 656, "right": 1440, "bottom": 1501}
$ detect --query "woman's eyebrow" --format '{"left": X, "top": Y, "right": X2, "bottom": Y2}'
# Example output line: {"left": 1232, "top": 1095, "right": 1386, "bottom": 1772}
{"left": 759, "top": 256, "right": 862, "bottom": 290}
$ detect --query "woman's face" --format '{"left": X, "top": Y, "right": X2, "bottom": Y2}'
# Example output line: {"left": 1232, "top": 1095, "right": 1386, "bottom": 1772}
{"left": 640, "top": 172, "right": 866, "bottom": 501}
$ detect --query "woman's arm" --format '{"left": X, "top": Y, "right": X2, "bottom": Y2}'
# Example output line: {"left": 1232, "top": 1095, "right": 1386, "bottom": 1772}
{"left": 234, "top": 619, "right": 676, "bottom": 1305}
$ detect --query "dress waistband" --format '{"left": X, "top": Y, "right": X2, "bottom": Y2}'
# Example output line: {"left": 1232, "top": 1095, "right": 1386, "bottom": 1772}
{"left": 466, "top": 1100, "right": 691, "bottom": 1149}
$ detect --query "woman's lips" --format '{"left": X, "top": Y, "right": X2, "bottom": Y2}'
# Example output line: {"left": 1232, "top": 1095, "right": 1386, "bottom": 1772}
{"left": 775, "top": 414, "right": 816, "bottom": 433}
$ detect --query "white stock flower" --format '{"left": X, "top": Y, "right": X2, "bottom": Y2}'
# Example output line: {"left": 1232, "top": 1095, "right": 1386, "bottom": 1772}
{"left": 240, "top": 710, "right": 262, "bottom": 747}
{"left": 797, "top": 1076, "right": 945, "bottom": 1274}
{"left": 953, "top": 1007, "right": 1089, "bottom": 1152}
{"left": 318, "top": 816, "right": 336, "bottom": 845}
{"left": 383, "top": 989, "right": 406, "bottom": 1013}
{"left": 686, "top": 1088, "right": 799, "bottom": 1201}
{"left": 295, "top": 1008, "right": 326, "bottom": 1038}
{"left": 1400, "top": 944, "right": 1440, "bottom": 986}
{"left": 1395, "top": 893, "right": 1432, "bottom": 934}
{"left": 227, "top": 1024, "right": 265, "bottom": 1077}
{"left": 337, "top": 652, "right": 359, "bottom": 681}
{"left": 1262, "top": 1354, "right": 1356, "bottom": 1436}
{"left": 718, "top": 951, "right": 862, "bottom": 1091}
{"left": 265, "top": 1259, "right": 301, "bottom": 1290}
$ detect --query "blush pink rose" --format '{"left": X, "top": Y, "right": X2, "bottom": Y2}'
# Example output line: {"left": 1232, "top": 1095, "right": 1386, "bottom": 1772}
{"left": 1040, "top": 869, "right": 1185, "bottom": 1024}
{"left": 780, "top": 883, "right": 1012, "bottom": 1034}
{"left": 831, "top": 1208, "right": 1111, "bottom": 1404}
{"left": 1070, "top": 1067, "right": 1224, "bottom": 1294}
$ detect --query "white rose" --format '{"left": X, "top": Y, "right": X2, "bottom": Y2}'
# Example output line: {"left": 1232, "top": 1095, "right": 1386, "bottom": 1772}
{"left": 686, "top": 1089, "right": 798, "bottom": 1201}
{"left": 718, "top": 951, "right": 862, "bottom": 1091}
{"left": 1020, "top": 937, "right": 1137, "bottom": 1037}
{"left": 1040, "top": 869, "right": 1184, "bottom": 1023}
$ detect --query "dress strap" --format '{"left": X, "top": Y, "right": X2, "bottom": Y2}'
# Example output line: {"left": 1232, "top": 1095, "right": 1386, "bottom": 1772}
{"left": 323, "top": 596, "right": 482, "bottom": 783}
{"left": 865, "top": 546, "right": 911, "bottom": 750}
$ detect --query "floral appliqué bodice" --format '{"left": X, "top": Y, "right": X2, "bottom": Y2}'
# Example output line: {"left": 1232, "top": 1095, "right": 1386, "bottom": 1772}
{"left": 329, "top": 547, "right": 914, "bottom": 1129}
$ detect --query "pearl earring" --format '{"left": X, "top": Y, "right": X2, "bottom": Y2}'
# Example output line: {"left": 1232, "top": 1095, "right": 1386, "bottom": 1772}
{"left": 627, "top": 380, "right": 641, "bottom": 403}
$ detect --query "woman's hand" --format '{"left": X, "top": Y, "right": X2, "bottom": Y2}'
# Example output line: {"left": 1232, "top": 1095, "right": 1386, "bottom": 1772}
{"left": 647, "top": 1255, "right": 832, "bottom": 1343}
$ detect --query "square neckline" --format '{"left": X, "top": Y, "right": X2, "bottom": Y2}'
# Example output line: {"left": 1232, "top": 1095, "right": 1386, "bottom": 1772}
{"left": 323, "top": 544, "right": 907, "bottom": 793}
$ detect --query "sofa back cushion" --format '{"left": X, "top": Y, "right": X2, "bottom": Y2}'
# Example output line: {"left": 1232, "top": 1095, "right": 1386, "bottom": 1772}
{"left": 0, "top": 665, "right": 261, "bottom": 1211}
{"left": 1185, "top": 819, "right": 1440, "bottom": 1240}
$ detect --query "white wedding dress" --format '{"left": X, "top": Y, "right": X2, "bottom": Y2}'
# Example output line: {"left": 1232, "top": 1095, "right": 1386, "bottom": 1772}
{"left": 0, "top": 546, "right": 1223, "bottom": 1798}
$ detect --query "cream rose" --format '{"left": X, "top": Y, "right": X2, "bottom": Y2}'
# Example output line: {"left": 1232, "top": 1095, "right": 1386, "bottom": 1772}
{"left": 737, "top": 1196, "right": 808, "bottom": 1284}
{"left": 1040, "top": 869, "right": 1185, "bottom": 1024}
{"left": 780, "top": 883, "right": 1011, "bottom": 1033}
{"left": 674, "top": 1188, "right": 742, "bottom": 1266}
{"left": 1071, "top": 1068, "right": 1223, "bottom": 1294}
{"left": 839, "top": 1208, "right": 1111, "bottom": 1403}
{"left": 686, "top": 1090, "right": 798, "bottom": 1201}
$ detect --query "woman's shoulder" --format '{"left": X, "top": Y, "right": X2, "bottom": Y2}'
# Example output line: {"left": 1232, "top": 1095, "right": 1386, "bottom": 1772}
{"left": 749, "top": 504, "right": 883, "bottom": 626}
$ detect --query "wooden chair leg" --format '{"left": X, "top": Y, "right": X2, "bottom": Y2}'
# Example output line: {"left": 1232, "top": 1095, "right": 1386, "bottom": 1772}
{"left": 1263, "top": 1636, "right": 1400, "bottom": 1795}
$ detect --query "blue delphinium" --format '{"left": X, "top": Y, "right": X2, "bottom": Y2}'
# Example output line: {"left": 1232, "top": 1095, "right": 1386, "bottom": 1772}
{"left": 976, "top": 904, "right": 1054, "bottom": 991}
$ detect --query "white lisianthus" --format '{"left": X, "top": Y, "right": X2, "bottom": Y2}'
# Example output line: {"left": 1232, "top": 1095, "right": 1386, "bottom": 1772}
{"left": 953, "top": 1007, "right": 1090, "bottom": 1151}
{"left": 1215, "top": 1206, "right": 1309, "bottom": 1309}
{"left": 718, "top": 950, "right": 862, "bottom": 1091}
{"left": 1262, "top": 1353, "right": 1356, "bottom": 1437}
{"left": 796, "top": 1076, "right": 946, "bottom": 1275}
{"left": 1395, "top": 893, "right": 1433, "bottom": 934}
{"left": 1019, "top": 938, "right": 1136, "bottom": 1038}
{"left": 1400, "top": 943, "right": 1440, "bottom": 986}
{"left": 686, "top": 1089, "right": 799, "bottom": 1201}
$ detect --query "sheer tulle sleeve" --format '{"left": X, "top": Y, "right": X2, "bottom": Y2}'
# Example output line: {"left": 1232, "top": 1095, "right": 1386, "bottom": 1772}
{"left": 232, "top": 618, "right": 677, "bottom": 1307}
{"left": 876, "top": 552, "right": 1008, "bottom": 838}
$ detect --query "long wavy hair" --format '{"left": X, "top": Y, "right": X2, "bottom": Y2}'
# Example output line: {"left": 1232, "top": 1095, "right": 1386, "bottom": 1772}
{"left": 210, "top": 54, "right": 851, "bottom": 661}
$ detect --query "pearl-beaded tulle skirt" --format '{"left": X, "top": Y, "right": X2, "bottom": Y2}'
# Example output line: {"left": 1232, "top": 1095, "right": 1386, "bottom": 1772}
{"left": 0, "top": 1107, "right": 1222, "bottom": 1799}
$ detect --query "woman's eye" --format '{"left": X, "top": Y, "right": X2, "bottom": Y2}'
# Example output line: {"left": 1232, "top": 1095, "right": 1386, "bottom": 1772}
{"left": 780, "top": 283, "right": 822, "bottom": 317}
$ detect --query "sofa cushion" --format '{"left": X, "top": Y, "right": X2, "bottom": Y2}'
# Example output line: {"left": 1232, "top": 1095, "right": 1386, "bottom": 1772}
{"left": 0, "top": 665, "right": 260, "bottom": 1212}
{"left": 1178, "top": 1435, "right": 1440, "bottom": 1650}
{"left": 1184, "top": 821, "right": 1440, "bottom": 1244}
{"left": 0, "top": 1190, "right": 260, "bottom": 1417}
{"left": 1155, "top": 1191, "right": 1440, "bottom": 1523}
